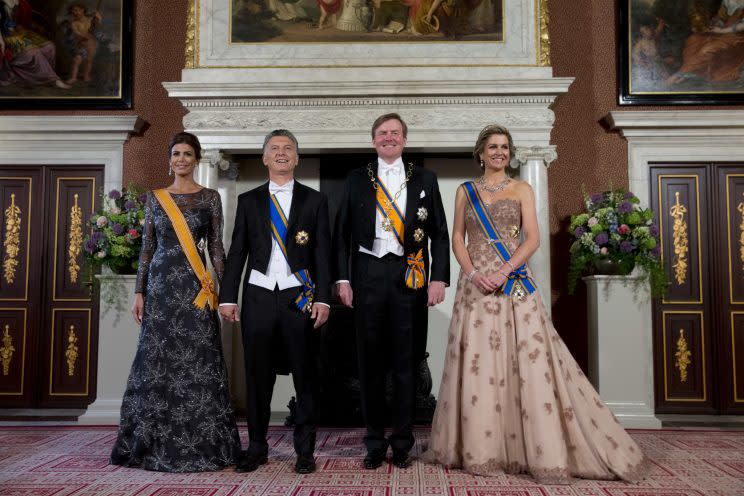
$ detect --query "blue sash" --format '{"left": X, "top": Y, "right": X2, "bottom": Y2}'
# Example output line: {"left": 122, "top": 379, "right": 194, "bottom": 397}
{"left": 269, "top": 194, "right": 315, "bottom": 312}
{"left": 462, "top": 181, "right": 537, "bottom": 299}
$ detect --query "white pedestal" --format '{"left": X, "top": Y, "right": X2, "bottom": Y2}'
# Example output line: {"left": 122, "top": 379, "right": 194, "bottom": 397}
{"left": 584, "top": 275, "right": 661, "bottom": 429}
{"left": 78, "top": 275, "right": 138, "bottom": 425}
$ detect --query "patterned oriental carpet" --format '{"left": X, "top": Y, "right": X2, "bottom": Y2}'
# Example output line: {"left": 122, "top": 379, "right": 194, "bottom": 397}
{"left": 0, "top": 426, "right": 743, "bottom": 495}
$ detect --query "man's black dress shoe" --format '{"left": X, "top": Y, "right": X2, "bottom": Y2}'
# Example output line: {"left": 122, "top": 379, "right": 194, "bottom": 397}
{"left": 392, "top": 451, "right": 413, "bottom": 469}
{"left": 363, "top": 450, "right": 386, "bottom": 469}
{"left": 295, "top": 455, "right": 316, "bottom": 474}
{"left": 236, "top": 452, "right": 268, "bottom": 473}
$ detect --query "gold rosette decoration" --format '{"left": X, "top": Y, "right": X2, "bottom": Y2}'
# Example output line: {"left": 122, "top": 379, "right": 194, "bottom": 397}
{"left": 295, "top": 230, "right": 310, "bottom": 246}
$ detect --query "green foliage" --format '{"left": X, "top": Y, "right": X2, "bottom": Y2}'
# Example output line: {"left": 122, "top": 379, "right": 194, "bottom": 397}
{"left": 567, "top": 188, "right": 669, "bottom": 298}
{"left": 83, "top": 185, "right": 146, "bottom": 275}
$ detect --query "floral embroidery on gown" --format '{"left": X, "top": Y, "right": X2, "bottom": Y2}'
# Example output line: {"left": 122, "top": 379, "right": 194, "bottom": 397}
{"left": 421, "top": 196, "right": 648, "bottom": 484}
{"left": 110, "top": 189, "right": 241, "bottom": 472}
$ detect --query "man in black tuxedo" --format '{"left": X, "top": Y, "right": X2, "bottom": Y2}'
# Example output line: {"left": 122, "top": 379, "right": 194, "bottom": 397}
{"left": 333, "top": 113, "right": 450, "bottom": 469}
{"left": 219, "top": 129, "right": 331, "bottom": 475}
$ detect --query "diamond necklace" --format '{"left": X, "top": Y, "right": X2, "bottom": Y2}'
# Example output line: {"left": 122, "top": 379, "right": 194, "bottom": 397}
{"left": 477, "top": 176, "right": 511, "bottom": 193}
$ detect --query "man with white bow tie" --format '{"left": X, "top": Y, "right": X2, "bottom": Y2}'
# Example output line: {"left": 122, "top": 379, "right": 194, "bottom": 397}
{"left": 333, "top": 113, "right": 450, "bottom": 469}
{"left": 219, "top": 129, "right": 331, "bottom": 474}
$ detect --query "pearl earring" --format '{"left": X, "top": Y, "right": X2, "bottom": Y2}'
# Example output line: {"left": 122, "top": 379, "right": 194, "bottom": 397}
{"left": 168, "top": 166, "right": 173, "bottom": 176}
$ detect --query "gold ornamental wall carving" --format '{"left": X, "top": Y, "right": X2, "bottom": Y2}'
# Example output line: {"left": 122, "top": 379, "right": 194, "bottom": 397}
{"left": 539, "top": 0, "right": 551, "bottom": 66}
{"left": 184, "top": 0, "right": 196, "bottom": 69}
{"left": 0, "top": 324, "right": 14, "bottom": 376}
{"left": 674, "top": 328, "right": 692, "bottom": 383}
{"left": 670, "top": 192, "right": 689, "bottom": 285}
{"left": 3, "top": 193, "right": 20, "bottom": 285}
{"left": 68, "top": 194, "right": 82, "bottom": 283}
{"left": 65, "top": 325, "right": 79, "bottom": 376}
{"left": 738, "top": 199, "right": 744, "bottom": 272}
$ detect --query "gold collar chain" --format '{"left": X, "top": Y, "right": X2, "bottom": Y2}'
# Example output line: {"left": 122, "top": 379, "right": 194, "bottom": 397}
{"left": 368, "top": 162, "right": 414, "bottom": 204}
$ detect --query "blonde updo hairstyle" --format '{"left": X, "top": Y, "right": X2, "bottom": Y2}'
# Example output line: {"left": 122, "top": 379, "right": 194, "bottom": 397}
{"left": 472, "top": 124, "right": 516, "bottom": 170}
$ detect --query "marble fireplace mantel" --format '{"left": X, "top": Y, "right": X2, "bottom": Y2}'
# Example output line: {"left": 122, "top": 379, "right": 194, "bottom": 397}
{"left": 164, "top": 68, "right": 574, "bottom": 308}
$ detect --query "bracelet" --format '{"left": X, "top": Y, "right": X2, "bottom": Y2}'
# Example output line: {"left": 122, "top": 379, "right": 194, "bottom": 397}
{"left": 505, "top": 260, "right": 515, "bottom": 272}
{"left": 466, "top": 269, "right": 479, "bottom": 282}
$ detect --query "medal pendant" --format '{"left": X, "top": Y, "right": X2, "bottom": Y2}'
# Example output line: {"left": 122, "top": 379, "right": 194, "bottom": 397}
{"left": 513, "top": 283, "right": 526, "bottom": 301}
{"left": 381, "top": 218, "right": 393, "bottom": 232}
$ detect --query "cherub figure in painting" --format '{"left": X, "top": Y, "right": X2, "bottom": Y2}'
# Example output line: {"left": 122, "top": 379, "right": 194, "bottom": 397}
{"left": 63, "top": 2, "right": 103, "bottom": 85}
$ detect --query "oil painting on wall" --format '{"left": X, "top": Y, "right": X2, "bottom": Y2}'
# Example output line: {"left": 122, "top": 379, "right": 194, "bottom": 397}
{"left": 0, "top": 0, "right": 132, "bottom": 108}
{"left": 619, "top": 0, "right": 744, "bottom": 105}
{"left": 231, "top": 0, "right": 504, "bottom": 42}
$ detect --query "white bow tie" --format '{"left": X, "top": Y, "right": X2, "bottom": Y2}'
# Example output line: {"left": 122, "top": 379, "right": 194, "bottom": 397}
{"left": 379, "top": 165, "right": 400, "bottom": 176}
{"left": 270, "top": 184, "right": 292, "bottom": 194}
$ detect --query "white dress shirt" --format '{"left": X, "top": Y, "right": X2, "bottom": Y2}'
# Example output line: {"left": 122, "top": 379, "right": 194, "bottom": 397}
{"left": 248, "top": 180, "right": 302, "bottom": 291}
{"left": 359, "top": 157, "right": 407, "bottom": 258}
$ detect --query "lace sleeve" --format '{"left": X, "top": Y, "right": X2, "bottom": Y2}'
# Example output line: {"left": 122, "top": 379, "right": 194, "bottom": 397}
{"left": 207, "top": 189, "right": 227, "bottom": 283}
{"left": 134, "top": 192, "right": 156, "bottom": 294}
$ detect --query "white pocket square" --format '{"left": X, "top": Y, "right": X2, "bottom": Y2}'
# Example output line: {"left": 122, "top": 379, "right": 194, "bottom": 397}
{"left": 419, "top": 190, "right": 426, "bottom": 199}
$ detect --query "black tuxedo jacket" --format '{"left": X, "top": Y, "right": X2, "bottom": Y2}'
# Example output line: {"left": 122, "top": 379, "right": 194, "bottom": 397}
{"left": 220, "top": 180, "right": 331, "bottom": 307}
{"left": 333, "top": 162, "right": 450, "bottom": 287}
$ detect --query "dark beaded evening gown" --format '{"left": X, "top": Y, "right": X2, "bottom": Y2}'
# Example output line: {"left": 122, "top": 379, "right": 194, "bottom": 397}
{"left": 110, "top": 189, "right": 241, "bottom": 472}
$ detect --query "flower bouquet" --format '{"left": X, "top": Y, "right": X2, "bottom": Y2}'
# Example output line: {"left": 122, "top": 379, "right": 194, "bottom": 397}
{"left": 567, "top": 188, "right": 668, "bottom": 298}
{"left": 83, "top": 186, "right": 147, "bottom": 275}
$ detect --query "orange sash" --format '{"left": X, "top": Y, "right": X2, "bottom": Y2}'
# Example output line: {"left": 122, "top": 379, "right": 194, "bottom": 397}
{"left": 153, "top": 189, "right": 218, "bottom": 311}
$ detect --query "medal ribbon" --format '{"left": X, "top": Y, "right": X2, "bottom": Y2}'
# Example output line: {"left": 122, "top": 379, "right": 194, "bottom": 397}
{"left": 269, "top": 194, "right": 315, "bottom": 312}
{"left": 153, "top": 189, "right": 218, "bottom": 311}
{"left": 405, "top": 249, "right": 425, "bottom": 289}
{"left": 462, "top": 181, "right": 537, "bottom": 297}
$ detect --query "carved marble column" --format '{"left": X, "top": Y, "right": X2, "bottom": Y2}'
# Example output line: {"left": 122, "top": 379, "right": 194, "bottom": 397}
{"left": 198, "top": 149, "right": 228, "bottom": 190}
{"left": 515, "top": 146, "right": 557, "bottom": 313}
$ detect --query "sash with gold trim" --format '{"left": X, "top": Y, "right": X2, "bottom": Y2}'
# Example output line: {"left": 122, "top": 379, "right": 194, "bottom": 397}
{"left": 376, "top": 178, "right": 425, "bottom": 289}
{"left": 375, "top": 178, "right": 405, "bottom": 245}
{"left": 462, "top": 181, "right": 537, "bottom": 299}
{"left": 269, "top": 194, "right": 315, "bottom": 313}
{"left": 153, "top": 189, "right": 218, "bottom": 311}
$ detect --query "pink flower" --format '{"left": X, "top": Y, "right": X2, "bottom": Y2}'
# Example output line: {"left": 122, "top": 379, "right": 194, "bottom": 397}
{"left": 600, "top": 247, "right": 608, "bottom": 255}
{"left": 618, "top": 224, "right": 630, "bottom": 235}
{"left": 128, "top": 229, "right": 140, "bottom": 238}
{"left": 96, "top": 216, "right": 108, "bottom": 227}
{"left": 587, "top": 217, "right": 598, "bottom": 227}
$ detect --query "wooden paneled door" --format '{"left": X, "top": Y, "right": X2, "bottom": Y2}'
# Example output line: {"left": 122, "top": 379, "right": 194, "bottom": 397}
{"left": 651, "top": 163, "right": 744, "bottom": 415}
{"left": 0, "top": 166, "right": 102, "bottom": 409}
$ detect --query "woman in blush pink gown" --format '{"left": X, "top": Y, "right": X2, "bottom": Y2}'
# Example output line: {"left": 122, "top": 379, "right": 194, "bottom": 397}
{"left": 421, "top": 124, "right": 649, "bottom": 484}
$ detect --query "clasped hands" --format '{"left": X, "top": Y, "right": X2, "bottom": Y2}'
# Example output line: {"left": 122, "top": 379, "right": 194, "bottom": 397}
{"left": 470, "top": 269, "right": 509, "bottom": 295}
